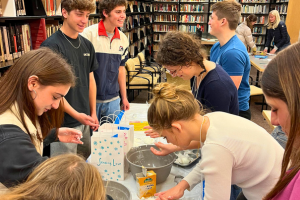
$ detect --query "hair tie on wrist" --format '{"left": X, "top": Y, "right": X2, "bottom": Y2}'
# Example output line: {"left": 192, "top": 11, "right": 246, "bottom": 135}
{"left": 159, "top": 87, "right": 164, "bottom": 94}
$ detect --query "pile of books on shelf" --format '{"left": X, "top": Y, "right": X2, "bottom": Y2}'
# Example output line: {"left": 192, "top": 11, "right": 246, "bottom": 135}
{"left": 253, "top": 36, "right": 264, "bottom": 45}
{"left": 272, "top": 4, "right": 287, "bottom": 14}
{"left": 253, "top": 26, "right": 266, "bottom": 34}
{"left": 180, "top": 4, "right": 206, "bottom": 12}
{"left": 153, "top": 4, "right": 178, "bottom": 12}
{"left": 153, "top": 24, "right": 177, "bottom": 32}
{"left": 0, "top": 21, "right": 43, "bottom": 62}
{"left": 241, "top": 0, "right": 269, "bottom": 2}
{"left": 154, "top": 15, "right": 177, "bottom": 22}
{"left": 180, "top": 15, "right": 206, "bottom": 23}
{"left": 242, "top": 4, "right": 268, "bottom": 14}
{"left": 179, "top": 24, "right": 205, "bottom": 32}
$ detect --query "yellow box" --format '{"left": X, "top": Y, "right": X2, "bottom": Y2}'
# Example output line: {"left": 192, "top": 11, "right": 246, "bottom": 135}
{"left": 136, "top": 170, "right": 156, "bottom": 199}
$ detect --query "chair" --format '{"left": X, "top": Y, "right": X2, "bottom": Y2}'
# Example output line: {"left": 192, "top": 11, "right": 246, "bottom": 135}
{"left": 249, "top": 77, "right": 267, "bottom": 111}
{"left": 125, "top": 58, "right": 159, "bottom": 101}
{"left": 137, "top": 52, "right": 162, "bottom": 81}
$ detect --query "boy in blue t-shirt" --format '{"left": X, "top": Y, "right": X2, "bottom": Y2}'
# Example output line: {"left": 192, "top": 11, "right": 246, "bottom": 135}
{"left": 209, "top": 1, "right": 251, "bottom": 120}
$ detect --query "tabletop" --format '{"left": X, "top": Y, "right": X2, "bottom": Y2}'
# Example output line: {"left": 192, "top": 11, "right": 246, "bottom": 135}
{"left": 91, "top": 103, "right": 203, "bottom": 200}
{"left": 249, "top": 54, "right": 276, "bottom": 72}
{"left": 262, "top": 110, "right": 276, "bottom": 131}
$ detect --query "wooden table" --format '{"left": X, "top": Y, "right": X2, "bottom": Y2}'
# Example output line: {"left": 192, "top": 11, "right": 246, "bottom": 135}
{"left": 262, "top": 110, "right": 276, "bottom": 131}
{"left": 249, "top": 54, "right": 276, "bottom": 86}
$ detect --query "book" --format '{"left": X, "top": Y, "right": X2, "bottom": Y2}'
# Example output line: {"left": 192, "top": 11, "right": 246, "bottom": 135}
{"left": 29, "top": 19, "right": 47, "bottom": 49}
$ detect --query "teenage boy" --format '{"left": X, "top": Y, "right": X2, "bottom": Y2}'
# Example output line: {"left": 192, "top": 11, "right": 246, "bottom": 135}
{"left": 41, "top": 0, "right": 99, "bottom": 159}
{"left": 81, "top": 0, "right": 130, "bottom": 122}
{"left": 209, "top": 1, "right": 251, "bottom": 120}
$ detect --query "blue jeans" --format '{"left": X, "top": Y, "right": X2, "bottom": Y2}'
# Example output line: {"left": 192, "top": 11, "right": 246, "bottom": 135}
{"left": 96, "top": 98, "right": 120, "bottom": 124}
{"left": 271, "top": 126, "right": 287, "bottom": 149}
{"left": 230, "top": 185, "right": 242, "bottom": 200}
{"left": 277, "top": 43, "right": 290, "bottom": 52}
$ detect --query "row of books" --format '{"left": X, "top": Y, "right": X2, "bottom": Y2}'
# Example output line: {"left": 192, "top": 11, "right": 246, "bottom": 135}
{"left": 253, "top": 26, "right": 266, "bottom": 34}
{"left": 0, "top": 0, "right": 26, "bottom": 17}
{"left": 253, "top": 36, "right": 265, "bottom": 44}
{"left": 180, "top": 4, "right": 206, "bottom": 12}
{"left": 271, "top": 4, "right": 287, "bottom": 14}
{"left": 180, "top": 0, "right": 208, "bottom": 2}
{"left": 152, "top": 24, "right": 178, "bottom": 32}
{"left": 123, "top": 15, "right": 152, "bottom": 31}
{"left": 242, "top": 5, "right": 269, "bottom": 13}
{"left": 153, "top": 0, "right": 179, "bottom": 2}
{"left": 127, "top": 1, "right": 151, "bottom": 13}
{"left": 241, "top": 0, "right": 269, "bottom": 2}
{"left": 240, "top": 16, "right": 266, "bottom": 24}
{"left": 154, "top": 15, "right": 177, "bottom": 22}
{"left": 180, "top": 15, "right": 206, "bottom": 23}
{"left": 0, "top": 23, "right": 32, "bottom": 62}
{"left": 153, "top": 33, "right": 164, "bottom": 42}
{"left": 153, "top": 4, "right": 178, "bottom": 12}
{"left": 179, "top": 24, "right": 205, "bottom": 32}
{"left": 274, "top": 0, "right": 288, "bottom": 2}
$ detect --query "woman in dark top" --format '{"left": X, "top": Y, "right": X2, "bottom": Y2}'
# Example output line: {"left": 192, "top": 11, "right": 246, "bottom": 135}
{"left": 264, "top": 10, "right": 290, "bottom": 54}
{"left": 156, "top": 31, "right": 239, "bottom": 115}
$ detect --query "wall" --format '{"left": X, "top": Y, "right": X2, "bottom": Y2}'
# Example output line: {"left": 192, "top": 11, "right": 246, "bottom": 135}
{"left": 286, "top": 0, "right": 300, "bottom": 44}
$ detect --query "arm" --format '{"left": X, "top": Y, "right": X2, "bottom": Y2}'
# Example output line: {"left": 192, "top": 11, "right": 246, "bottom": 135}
{"left": 0, "top": 125, "right": 47, "bottom": 187}
{"left": 151, "top": 141, "right": 200, "bottom": 156}
{"left": 89, "top": 72, "right": 98, "bottom": 131}
{"left": 183, "top": 144, "right": 234, "bottom": 199}
{"left": 221, "top": 50, "right": 246, "bottom": 89}
{"left": 244, "top": 28, "right": 256, "bottom": 49}
{"left": 62, "top": 98, "right": 98, "bottom": 127}
{"left": 118, "top": 66, "right": 130, "bottom": 111}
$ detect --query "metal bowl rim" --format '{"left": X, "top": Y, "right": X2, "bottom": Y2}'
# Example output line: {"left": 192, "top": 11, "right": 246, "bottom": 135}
{"left": 126, "top": 145, "right": 177, "bottom": 169}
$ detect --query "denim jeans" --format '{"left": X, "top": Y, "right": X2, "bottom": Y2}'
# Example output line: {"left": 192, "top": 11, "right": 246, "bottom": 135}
{"left": 271, "top": 126, "right": 287, "bottom": 149}
{"left": 96, "top": 98, "right": 121, "bottom": 124}
{"left": 230, "top": 185, "right": 242, "bottom": 200}
{"left": 277, "top": 43, "right": 290, "bottom": 52}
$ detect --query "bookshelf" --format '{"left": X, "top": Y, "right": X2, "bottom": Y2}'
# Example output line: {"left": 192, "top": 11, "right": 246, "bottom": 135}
{"left": 0, "top": 0, "right": 100, "bottom": 75}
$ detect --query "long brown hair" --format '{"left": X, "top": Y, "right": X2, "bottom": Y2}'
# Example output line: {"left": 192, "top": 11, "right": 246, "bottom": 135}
{"left": 0, "top": 154, "right": 106, "bottom": 200}
{"left": 262, "top": 42, "right": 300, "bottom": 199}
{"left": 0, "top": 48, "right": 76, "bottom": 142}
{"left": 246, "top": 14, "right": 257, "bottom": 31}
{"left": 148, "top": 82, "right": 204, "bottom": 132}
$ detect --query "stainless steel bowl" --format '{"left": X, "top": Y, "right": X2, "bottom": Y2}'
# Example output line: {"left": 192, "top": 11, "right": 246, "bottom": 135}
{"left": 104, "top": 180, "right": 131, "bottom": 200}
{"left": 126, "top": 145, "right": 177, "bottom": 184}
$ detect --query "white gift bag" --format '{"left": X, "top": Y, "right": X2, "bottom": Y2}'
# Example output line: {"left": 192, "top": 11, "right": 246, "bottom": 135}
{"left": 91, "top": 130, "right": 125, "bottom": 181}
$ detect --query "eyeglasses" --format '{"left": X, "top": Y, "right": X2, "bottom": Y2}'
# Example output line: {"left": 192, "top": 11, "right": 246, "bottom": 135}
{"left": 166, "top": 66, "right": 182, "bottom": 77}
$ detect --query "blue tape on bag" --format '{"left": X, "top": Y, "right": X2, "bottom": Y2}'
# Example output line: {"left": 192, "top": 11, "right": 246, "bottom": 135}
{"left": 118, "top": 126, "right": 130, "bottom": 130}
{"left": 114, "top": 110, "right": 125, "bottom": 124}
{"left": 112, "top": 134, "right": 118, "bottom": 138}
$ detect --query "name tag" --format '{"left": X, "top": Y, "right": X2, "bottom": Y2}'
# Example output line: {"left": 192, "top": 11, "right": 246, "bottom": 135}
{"left": 83, "top": 53, "right": 90, "bottom": 56}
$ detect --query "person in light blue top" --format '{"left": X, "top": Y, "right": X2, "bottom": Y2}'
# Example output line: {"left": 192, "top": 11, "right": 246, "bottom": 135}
{"left": 209, "top": 1, "right": 251, "bottom": 120}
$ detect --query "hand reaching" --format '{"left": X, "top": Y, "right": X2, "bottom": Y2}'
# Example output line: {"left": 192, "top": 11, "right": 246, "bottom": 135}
{"left": 76, "top": 113, "right": 99, "bottom": 129}
{"left": 58, "top": 128, "right": 83, "bottom": 144}
{"left": 144, "top": 126, "right": 160, "bottom": 138}
{"left": 150, "top": 142, "right": 179, "bottom": 156}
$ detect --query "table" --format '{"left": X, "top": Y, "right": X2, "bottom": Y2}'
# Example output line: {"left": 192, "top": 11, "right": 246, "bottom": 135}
{"left": 262, "top": 110, "right": 276, "bottom": 131}
{"left": 249, "top": 54, "right": 276, "bottom": 86}
{"left": 93, "top": 103, "right": 203, "bottom": 200}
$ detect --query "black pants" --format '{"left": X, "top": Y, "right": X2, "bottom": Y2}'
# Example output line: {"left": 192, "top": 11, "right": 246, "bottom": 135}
{"left": 237, "top": 191, "right": 247, "bottom": 200}
{"left": 239, "top": 108, "right": 251, "bottom": 120}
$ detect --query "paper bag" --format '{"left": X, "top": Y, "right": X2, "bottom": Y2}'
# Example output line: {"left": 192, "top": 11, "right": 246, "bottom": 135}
{"left": 91, "top": 131, "right": 125, "bottom": 181}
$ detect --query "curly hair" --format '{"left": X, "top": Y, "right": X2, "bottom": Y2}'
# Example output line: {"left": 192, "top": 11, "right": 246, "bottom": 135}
{"left": 61, "top": 0, "right": 96, "bottom": 15}
{"left": 156, "top": 31, "right": 207, "bottom": 70}
{"left": 98, "top": 0, "right": 127, "bottom": 20}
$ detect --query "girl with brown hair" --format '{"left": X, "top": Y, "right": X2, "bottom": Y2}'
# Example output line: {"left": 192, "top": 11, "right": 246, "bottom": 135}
{"left": 0, "top": 154, "right": 106, "bottom": 200}
{"left": 0, "top": 48, "right": 83, "bottom": 194}
{"left": 236, "top": 14, "right": 257, "bottom": 52}
{"left": 262, "top": 43, "right": 300, "bottom": 199}
{"left": 147, "top": 82, "right": 283, "bottom": 200}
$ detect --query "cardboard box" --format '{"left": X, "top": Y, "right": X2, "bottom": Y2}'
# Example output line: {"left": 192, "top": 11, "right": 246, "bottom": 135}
{"left": 136, "top": 170, "right": 156, "bottom": 199}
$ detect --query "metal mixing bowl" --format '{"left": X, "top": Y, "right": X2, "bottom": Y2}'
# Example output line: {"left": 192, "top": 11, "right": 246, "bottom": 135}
{"left": 104, "top": 180, "right": 131, "bottom": 200}
{"left": 126, "top": 145, "right": 177, "bottom": 184}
